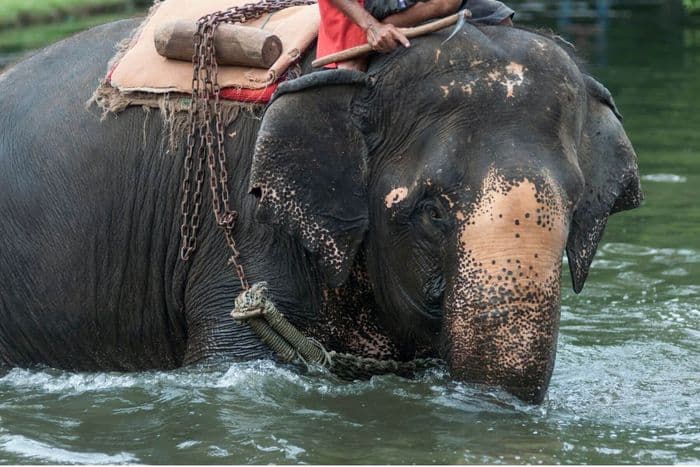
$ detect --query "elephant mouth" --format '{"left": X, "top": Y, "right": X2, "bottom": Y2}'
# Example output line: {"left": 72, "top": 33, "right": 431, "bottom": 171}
{"left": 415, "top": 306, "right": 442, "bottom": 332}
{"left": 422, "top": 302, "right": 443, "bottom": 320}
{"left": 422, "top": 276, "right": 446, "bottom": 320}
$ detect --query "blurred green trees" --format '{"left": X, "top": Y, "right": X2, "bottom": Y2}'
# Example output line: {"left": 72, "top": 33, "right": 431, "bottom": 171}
{"left": 0, "top": 0, "right": 152, "bottom": 29}
{"left": 0, "top": 0, "right": 151, "bottom": 54}
{"left": 685, "top": 0, "right": 700, "bottom": 13}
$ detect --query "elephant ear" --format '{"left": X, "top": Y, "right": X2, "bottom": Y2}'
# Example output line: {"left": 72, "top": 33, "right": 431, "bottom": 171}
{"left": 250, "top": 70, "right": 370, "bottom": 287}
{"left": 566, "top": 75, "right": 643, "bottom": 293}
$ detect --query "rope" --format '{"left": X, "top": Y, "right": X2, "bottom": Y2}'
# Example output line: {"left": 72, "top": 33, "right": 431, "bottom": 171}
{"left": 232, "top": 283, "right": 444, "bottom": 380}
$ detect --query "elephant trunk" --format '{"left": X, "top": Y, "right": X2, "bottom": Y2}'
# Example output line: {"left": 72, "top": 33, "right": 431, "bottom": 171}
{"left": 442, "top": 170, "right": 569, "bottom": 403}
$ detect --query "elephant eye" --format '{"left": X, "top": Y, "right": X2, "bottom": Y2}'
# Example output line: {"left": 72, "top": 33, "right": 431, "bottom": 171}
{"left": 426, "top": 204, "right": 443, "bottom": 220}
{"left": 414, "top": 198, "right": 452, "bottom": 237}
{"left": 419, "top": 199, "right": 447, "bottom": 223}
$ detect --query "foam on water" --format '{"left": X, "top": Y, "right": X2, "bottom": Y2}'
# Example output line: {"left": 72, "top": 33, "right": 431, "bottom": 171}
{"left": 642, "top": 173, "right": 688, "bottom": 183}
{"left": 0, "top": 434, "right": 136, "bottom": 465}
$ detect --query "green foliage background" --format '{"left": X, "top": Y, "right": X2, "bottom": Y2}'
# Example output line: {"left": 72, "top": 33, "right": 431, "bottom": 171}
{"left": 0, "top": 0, "right": 151, "bottom": 53}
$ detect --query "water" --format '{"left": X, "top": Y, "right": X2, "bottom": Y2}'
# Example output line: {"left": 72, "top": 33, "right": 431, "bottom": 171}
{"left": 1, "top": 1, "right": 699, "bottom": 464}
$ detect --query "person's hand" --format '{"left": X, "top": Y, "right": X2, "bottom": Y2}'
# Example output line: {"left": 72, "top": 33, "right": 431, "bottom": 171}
{"left": 365, "top": 22, "right": 410, "bottom": 53}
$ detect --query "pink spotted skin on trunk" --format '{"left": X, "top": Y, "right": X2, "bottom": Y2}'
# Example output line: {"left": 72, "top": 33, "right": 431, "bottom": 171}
{"left": 444, "top": 168, "right": 570, "bottom": 402}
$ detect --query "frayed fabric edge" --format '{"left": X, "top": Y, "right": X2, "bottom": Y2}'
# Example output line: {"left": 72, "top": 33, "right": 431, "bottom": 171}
{"left": 87, "top": 81, "right": 263, "bottom": 154}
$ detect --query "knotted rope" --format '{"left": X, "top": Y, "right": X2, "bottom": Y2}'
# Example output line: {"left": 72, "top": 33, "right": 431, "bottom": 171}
{"left": 231, "top": 283, "right": 443, "bottom": 380}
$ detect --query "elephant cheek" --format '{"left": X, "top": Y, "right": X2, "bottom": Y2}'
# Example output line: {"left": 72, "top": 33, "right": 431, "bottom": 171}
{"left": 443, "top": 173, "right": 568, "bottom": 403}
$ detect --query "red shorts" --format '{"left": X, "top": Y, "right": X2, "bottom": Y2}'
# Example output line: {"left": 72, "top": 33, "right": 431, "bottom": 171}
{"left": 316, "top": 0, "right": 368, "bottom": 68}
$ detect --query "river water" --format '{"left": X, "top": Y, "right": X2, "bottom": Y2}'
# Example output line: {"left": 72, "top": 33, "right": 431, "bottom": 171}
{"left": 1, "top": 1, "right": 699, "bottom": 464}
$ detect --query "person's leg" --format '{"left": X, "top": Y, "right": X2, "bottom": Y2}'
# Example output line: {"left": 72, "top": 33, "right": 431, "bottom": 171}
{"left": 382, "top": 0, "right": 461, "bottom": 27}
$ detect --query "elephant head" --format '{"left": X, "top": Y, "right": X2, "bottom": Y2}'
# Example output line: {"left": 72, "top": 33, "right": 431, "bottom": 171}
{"left": 250, "top": 25, "right": 642, "bottom": 403}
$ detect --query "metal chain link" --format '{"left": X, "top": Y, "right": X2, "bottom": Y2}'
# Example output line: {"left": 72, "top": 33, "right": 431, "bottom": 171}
{"left": 179, "top": 0, "right": 318, "bottom": 291}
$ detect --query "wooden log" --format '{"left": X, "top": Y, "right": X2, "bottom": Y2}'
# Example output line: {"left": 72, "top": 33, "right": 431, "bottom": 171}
{"left": 154, "top": 20, "right": 283, "bottom": 68}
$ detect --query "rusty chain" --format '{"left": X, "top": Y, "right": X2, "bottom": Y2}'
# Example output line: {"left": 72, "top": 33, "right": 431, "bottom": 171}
{"left": 179, "top": 0, "right": 318, "bottom": 291}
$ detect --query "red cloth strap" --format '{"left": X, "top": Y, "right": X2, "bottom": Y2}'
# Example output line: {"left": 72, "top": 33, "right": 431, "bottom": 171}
{"left": 220, "top": 83, "right": 279, "bottom": 103}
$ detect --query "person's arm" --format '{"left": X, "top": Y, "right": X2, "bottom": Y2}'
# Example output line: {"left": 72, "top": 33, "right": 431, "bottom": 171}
{"left": 382, "top": 0, "right": 461, "bottom": 27}
{"left": 328, "top": 0, "right": 411, "bottom": 53}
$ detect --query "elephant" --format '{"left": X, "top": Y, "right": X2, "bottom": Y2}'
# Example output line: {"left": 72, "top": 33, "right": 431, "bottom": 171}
{"left": 0, "top": 16, "right": 641, "bottom": 403}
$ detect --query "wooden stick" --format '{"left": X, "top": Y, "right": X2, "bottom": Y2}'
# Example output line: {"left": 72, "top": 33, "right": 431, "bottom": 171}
{"left": 311, "top": 10, "right": 471, "bottom": 68}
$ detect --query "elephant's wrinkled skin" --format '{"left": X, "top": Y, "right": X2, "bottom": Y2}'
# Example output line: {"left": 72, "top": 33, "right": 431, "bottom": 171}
{"left": 0, "top": 18, "right": 641, "bottom": 402}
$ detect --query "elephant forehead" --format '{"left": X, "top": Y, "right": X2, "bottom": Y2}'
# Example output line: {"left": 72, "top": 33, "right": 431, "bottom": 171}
{"left": 372, "top": 27, "right": 584, "bottom": 114}
{"left": 435, "top": 60, "right": 528, "bottom": 101}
